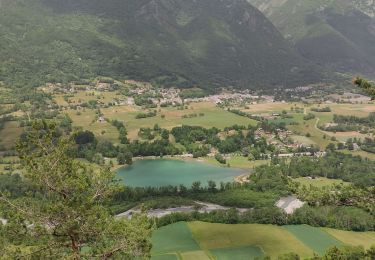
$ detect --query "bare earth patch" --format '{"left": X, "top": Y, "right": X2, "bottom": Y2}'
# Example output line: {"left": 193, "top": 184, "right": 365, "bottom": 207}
{"left": 276, "top": 196, "right": 305, "bottom": 214}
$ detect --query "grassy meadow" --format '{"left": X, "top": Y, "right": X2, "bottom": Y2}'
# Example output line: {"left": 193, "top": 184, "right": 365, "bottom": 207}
{"left": 56, "top": 90, "right": 375, "bottom": 150}
{"left": 67, "top": 101, "right": 257, "bottom": 141}
{"left": 151, "top": 222, "right": 375, "bottom": 259}
{"left": 293, "top": 177, "right": 350, "bottom": 188}
{"left": 201, "top": 156, "right": 268, "bottom": 169}
{"left": 323, "top": 228, "right": 375, "bottom": 249}
{"left": 240, "top": 102, "right": 375, "bottom": 149}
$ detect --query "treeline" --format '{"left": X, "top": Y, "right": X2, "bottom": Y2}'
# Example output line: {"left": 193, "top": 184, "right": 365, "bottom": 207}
{"left": 280, "top": 152, "right": 375, "bottom": 187}
{"left": 227, "top": 109, "right": 262, "bottom": 121}
{"left": 111, "top": 120, "right": 129, "bottom": 144}
{"left": 303, "top": 113, "right": 315, "bottom": 121}
{"left": 333, "top": 113, "right": 375, "bottom": 127}
{"left": 135, "top": 110, "right": 157, "bottom": 119}
{"left": 290, "top": 179, "right": 374, "bottom": 214}
{"left": 155, "top": 204, "right": 375, "bottom": 232}
{"left": 72, "top": 130, "right": 181, "bottom": 164}
{"left": 171, "top": 125, "right": 274, "bottom": 157}
{"left": 311, "top": 106, "right": 331, "bottom": 112}
{"left": 322, "top": 124, "right": 361, "bottom": 132}
{"left": 322, "top": 113, "right": 375, "bottom": 132}
{"left": 361, "top": 137, "right": 375, "bottom": 153}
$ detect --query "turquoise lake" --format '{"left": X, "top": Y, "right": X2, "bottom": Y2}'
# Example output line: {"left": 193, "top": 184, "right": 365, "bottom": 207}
{"left": 117, "top": 159, "right": 246, "bottom": 187}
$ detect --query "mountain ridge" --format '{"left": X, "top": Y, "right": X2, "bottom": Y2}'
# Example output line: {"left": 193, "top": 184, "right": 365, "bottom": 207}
{"left": 0, "top": 0, "right": 324, "bottom": 90}
{"left": 248, "top": 0, "right": 375, "bottom": 78}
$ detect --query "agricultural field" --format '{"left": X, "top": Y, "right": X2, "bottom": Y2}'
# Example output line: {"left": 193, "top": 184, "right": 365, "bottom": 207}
{"left": 283, "top": 225, "right": 343, "bottom": 255}
{"left": 66, "top": 109, "right": 120, "bottom": 143}
{"left": 201, "top": 156, "right": 268, "bottom": 169}
{"left": 241, "top": 102, "right": 305, "bottom": 114}
{"left": 151, "top": 222, "right": 375, "bottom": 259}
{"left": 341, "top": 149, "right": 375, "bottom": 160}
{"left": 240, "top": 101, "right": 375, "bottom": 149}
{"left": 301, "top": 104, "right": 375, "bottom": 144}
{"left": 293, "top": 177, "right": 350, "bottom": 188}
{"left": 54, "top": 91, "right": 120, "bottom": 107}
{"left": 56, "top": 88, "right": 375, "bottom": 151}
{"left": 67, "top": 101, "right": 257, "bottom": 141}
{"left": 323, "top": 228, "right": 375, "bottom": 250}
{"left": 287, "top": 115, "right": 332, "bottom": 148}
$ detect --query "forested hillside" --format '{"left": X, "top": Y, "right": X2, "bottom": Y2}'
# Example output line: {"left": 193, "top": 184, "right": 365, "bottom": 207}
{"left": 0, "top": 0, "right": 322, "bottom": 90}
{"left": 248, "top": 0, "right": 375, "bottom": 78}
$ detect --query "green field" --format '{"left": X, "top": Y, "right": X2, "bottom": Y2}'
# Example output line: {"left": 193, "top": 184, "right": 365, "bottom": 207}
{"left": 202, "top": 156, "right": 268, "bottom": 169}
{"left": 152, "top": 254, "right": 178, "bottom": 260}
{"left": 210, "top": 246, "right": 264, "bottom": 260}
{"left": 189, "top": 222, "right": 312, "bottom": 259}
{"left": 341, "top": 149, "right": 375, "bottom": 161}
{"left": 66, "top": 101, "right": 257, "bottom": 141}
{"left": 293, "top": 177, "right": 349, "bottom": 188}
{"left": 241, "top": 102, "right": 375, "bottom": 150}
{"left": 283, "top": 225, "right": 343, "bottom": 255}
{"left": 151, "top": 222, "right": 201, "bottom": 256}
{"left": 323, "top": 228, "right": 375, "bottom": 250}
{"left": 62, "top": 92, "right": 375, "bottom": 154}
{"left": 151, "top": 222, "right": 375, "bottom": 259}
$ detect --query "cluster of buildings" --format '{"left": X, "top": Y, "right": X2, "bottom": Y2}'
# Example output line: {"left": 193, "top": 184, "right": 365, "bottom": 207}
{"left": 255, "top": 127, "right": 309, "bottom": 153}
{"left": 185, "top": 92, "right": 264, "bottom": 105}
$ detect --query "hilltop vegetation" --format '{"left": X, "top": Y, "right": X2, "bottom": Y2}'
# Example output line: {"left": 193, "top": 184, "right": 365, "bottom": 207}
{"left": 0, "top": 0, "right": 323, "bottom": 90}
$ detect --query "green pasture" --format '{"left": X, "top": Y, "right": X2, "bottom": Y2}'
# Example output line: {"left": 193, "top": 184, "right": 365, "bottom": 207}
{"left": 293, "top": 177, "right": 349, "bottom": 188}
{"left": 100, "top": 102, "right": 257, "bottom": 140}
{"left": 54, "top": 91, "right": 120, "bottom": 107}
{"left": 189, "top": 222, "right": 313, "bottom": 258}
{"left": 242, "top": 102, "right": 305, "bottom": 114}
{"left": 151, "top": 254, "right": 178, "bottom": 260}
{"left": 202, "top": 156, "right": 268, "bottom": 169}
{"left": 283, "top": 225, "right": 343, "bottom": 255}
{"left": 285, "top": 104, "right": 375, "bottom": 149}
{"left": 180, "top": 251, "right": 210, "bottom": 260}
{"left": 151, "top": 222, "right": 200, "bottom": 256}
{"left": 287, "top": 115, "right": 332, "bottom": 148}
{"left": 64, "top": 97, "right": 375, "bottom": 156}
{"left": 328, "top": 104, "right": 375, "bottom": 118}
{"left": 323, "top": 228, "right": 375, "bottom": 249}
{"left": 210, "top": 246, "right": 264, "bottom": 260}
{"left": 151, "top": 222, "right": 375, "bottom": 259}
{"left": 66, "top": 109, "right": 120, "bottom": 143}
{"left": 341, "top": 150, "right": 375, "bottom": 160}
{"left": 291, "top": 135, "right": 316, "bottom": 146}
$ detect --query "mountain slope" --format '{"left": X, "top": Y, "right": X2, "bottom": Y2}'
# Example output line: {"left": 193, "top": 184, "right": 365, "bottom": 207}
{"left": 249, "top": 0, "right": 375, "bottom": 77}
{"left": 0, "top": 0, "right": 322, "bottom": 90}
